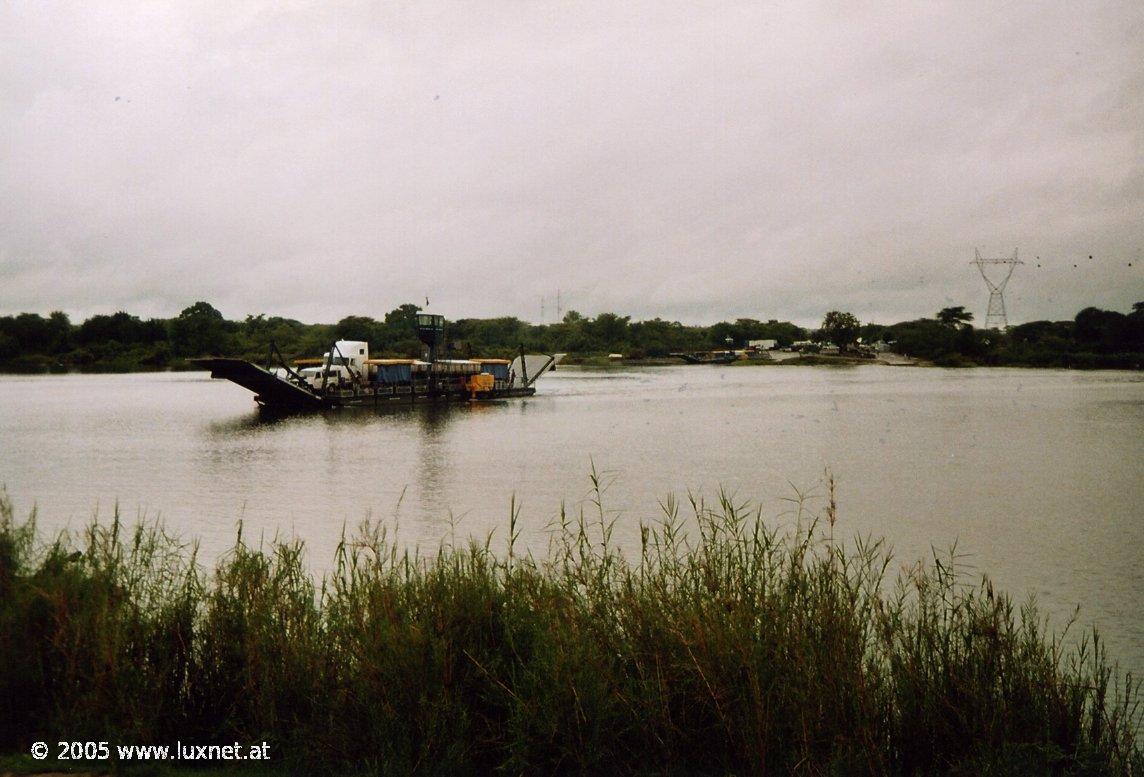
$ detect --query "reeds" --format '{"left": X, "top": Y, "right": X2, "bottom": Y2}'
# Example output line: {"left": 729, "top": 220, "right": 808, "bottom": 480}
{"left": 0, "top": 484, "right": 1139, "bottom": 774}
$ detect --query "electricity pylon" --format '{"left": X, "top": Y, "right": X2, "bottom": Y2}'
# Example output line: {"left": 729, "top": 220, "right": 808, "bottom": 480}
{"left": 972, "top": 248, "right": 1022, "bottom": 329}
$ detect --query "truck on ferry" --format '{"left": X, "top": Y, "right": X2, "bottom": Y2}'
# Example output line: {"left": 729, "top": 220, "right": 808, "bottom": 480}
{"left": 191, "top": 313, "right": 560, "bottom": 410}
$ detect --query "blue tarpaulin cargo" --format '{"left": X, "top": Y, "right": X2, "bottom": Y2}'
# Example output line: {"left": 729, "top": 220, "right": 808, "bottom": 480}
{"left": 480, "top": 362, "right": 510, "bottom": 380}
{"left": 375, "top": 364, "right": 413, "bottom": 384}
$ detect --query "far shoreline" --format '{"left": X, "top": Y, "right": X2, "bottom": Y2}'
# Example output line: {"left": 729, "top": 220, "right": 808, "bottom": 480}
{"left": 5, "top": 352, "right": 1144, "bottom": 375}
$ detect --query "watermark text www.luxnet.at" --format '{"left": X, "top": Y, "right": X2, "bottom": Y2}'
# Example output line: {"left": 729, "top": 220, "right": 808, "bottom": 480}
{"left": 31, "top": 740, "right": 270, "bottom": 762}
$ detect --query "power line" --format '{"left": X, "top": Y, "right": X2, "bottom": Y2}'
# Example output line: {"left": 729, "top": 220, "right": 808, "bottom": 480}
{"left": 972, "top": 248, "right": 1022, "bottom": 329}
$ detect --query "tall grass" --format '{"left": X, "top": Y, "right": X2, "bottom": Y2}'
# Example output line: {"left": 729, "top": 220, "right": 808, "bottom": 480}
{"left": 0, "top": 482, "right": 1140, "bottom": 774}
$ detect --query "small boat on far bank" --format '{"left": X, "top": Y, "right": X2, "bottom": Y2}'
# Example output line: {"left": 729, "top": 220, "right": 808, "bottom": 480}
{"left": 671, "top": 350, "right": 740, "bottom": 365}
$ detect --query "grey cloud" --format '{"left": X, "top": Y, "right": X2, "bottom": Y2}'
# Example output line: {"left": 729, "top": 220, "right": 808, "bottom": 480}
{"left": 1, "top": 1, "right": 1141, "bottom": 327}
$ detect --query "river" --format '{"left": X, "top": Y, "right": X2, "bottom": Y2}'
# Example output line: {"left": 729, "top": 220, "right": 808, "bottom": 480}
{"left": 1, "top": 365, "right": 1141, "bottom": 681}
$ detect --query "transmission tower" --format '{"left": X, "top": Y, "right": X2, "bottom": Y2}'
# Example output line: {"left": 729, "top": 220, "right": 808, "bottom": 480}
{"left": 972, "top": 248, "right": 1022, "bottom": 329}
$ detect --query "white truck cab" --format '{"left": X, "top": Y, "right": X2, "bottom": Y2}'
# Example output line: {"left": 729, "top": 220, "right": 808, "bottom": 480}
{"left": 299, "top": 340, "right": 368, "bottom": 390}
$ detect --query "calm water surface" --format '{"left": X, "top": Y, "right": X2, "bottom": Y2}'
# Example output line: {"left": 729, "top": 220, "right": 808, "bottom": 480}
{"left": 1, "top": 366, "right": 1141, "bottom": 680}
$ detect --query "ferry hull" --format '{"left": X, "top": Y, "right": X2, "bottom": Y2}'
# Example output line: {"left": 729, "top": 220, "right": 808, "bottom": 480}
{"left": 267, "top": 385, "right": 537, "bottom": 409}
{"left": 191, "top": 357, "right": 538, "bottom": 411}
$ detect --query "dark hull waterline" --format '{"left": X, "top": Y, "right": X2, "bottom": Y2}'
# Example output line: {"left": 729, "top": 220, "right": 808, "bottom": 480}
{"left": 190, "top": 357, "right": 538, "bottom": 410}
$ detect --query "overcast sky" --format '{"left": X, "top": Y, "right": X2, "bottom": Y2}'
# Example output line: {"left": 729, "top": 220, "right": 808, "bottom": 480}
{"left": 2, "top": 1, "right": 1141, "bottom": 327}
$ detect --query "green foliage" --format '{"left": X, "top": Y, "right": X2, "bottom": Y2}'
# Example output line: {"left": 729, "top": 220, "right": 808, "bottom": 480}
{"left": 983, "top": 304, "right": 1144, "bottom": 368}
{"left": 937, "top": 305, "right": 974, "bottom": 327}
{"left": 169, "top": 302, "right": 230, "bottom": 357}
{"left": 0, "top": 332, "right": 16, "bottom": 361}
{"left": 77, "top": 311, "right": 165, "bottom": 347}
{"left": 820, "top": 310, "right": 861, "bottom": 349}
{"left": 0, "top": 312, "right": 71, "bottom": 356}
{"left": 1, "top": 301, "right": 1141, "bottom": 373}
{"left": 450, "top": 316, "right": 530, "bottom": 355}
{"left": 0, "top": 488, "right": 1139, "bottom": 773}
{"left": 859, "top": 323, "right": 888, "bottom": 344}
{"left": 383, "top": 303, "right": 421, "bottom": 339}
{"left": 333, "top": 315, "right": 382, "bottom": 346}
{"left": 234, "top": 314, "right": 336, "bottom": 363}
{"left": 586, "top": 312, "right": 630, "bottom": 350}
{"left": 629, "top": 317, "right": 706, "bottom": 356}
{"left": 708, "top": 318, "right": 807, "bottom": 350}
{"left": 880, "top": 304, "right": 1144, "bottom": 366}
{"left": 890, "top": 318, "right": 961, "bottom": 359}
{"left": 1074, "top": 305, "right": 1143, "bottom": 353}
{"left": 46, "top": 311, "right": 73, "bottom": 351}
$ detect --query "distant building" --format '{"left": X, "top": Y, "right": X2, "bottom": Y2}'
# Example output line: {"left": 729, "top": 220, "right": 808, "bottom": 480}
{"left": 748, "top": 339, "right": 778, "bottom": 350}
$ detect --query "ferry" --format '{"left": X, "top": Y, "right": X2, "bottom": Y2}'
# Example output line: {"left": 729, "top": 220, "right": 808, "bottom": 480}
{"left": 191, "top": 313, "right": 560, "bottom": 410}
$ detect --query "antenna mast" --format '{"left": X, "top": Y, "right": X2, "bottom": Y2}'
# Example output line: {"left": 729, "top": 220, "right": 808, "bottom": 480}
{"left": 972, "top": 248, "right": 1022, "bottom": 329}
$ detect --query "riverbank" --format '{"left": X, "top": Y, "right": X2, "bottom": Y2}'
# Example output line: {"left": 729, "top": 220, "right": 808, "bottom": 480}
{"left": 564, "top": 351, "right": 1144, "bottom": 369}
{"left": 1, "top": 489, "right": 1139, "bottom": 774}
{"left": 4, "top": 301, "right": 1141, "bottom": 374}
{"left": 565, "top": 352, "right": 925, "bottom": 368}
{"left": 5, "top": 349, "right": 1143, "bottom": 374}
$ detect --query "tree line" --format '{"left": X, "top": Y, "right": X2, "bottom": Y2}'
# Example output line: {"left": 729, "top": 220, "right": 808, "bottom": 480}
{"left": 0, "top": 301, "right": 1141, "bottom": 372}
{"left": 0, "top": 302, "right": 809, "bottom": 371}
{"left": 873, "top": 304, "right": 1144, "bottom": 368}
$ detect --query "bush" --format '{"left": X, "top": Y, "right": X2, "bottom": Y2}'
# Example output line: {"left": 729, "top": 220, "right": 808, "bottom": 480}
{"left": 933, "top": 353, "right": 975, "bottom": 368}
{"left": 0, "top": 354, "right": 52, "bottom": 373}
{"left": 0, "top": 486, "right": 1140, "bottom": 773}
